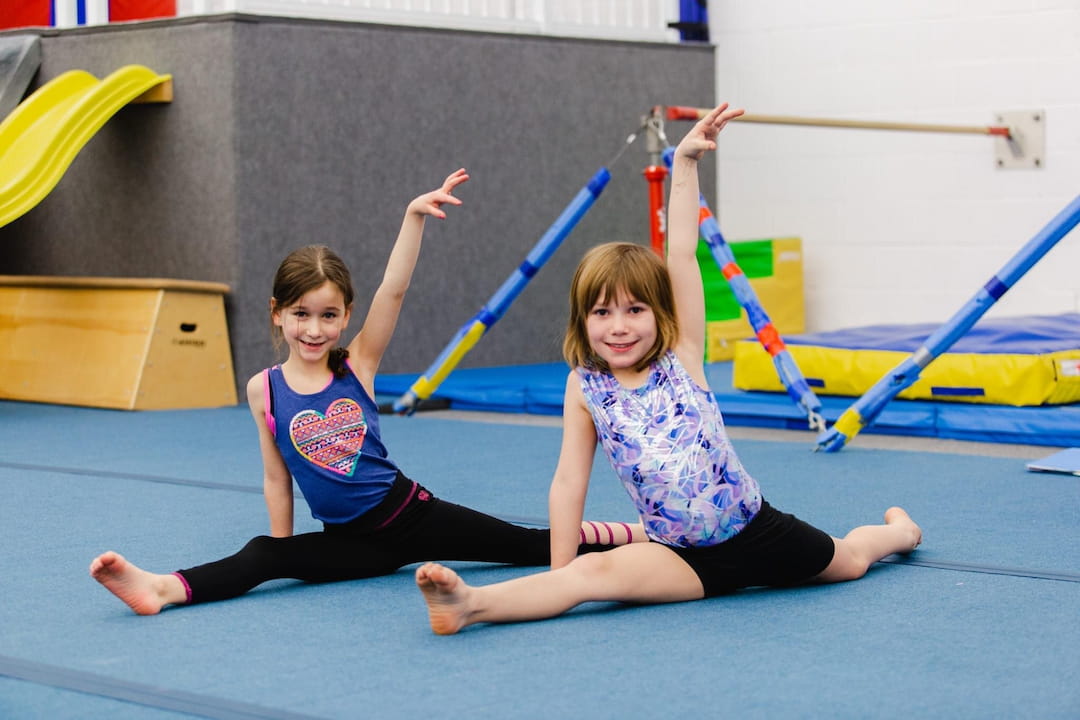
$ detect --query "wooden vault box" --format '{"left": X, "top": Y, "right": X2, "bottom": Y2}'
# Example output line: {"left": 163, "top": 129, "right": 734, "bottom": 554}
{"left": 0, "top": 275, "right": 238, "bottom": 410}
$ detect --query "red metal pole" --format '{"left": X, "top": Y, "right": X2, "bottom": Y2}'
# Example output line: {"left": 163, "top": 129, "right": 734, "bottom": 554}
{"left": 642, "top": 107, "right": 669, "bottom": 257}
{"left": 643, "top": 164, "right": 667, "bottom": 256}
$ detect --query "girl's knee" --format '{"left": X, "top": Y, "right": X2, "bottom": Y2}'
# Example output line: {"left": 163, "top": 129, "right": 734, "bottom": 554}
{"left": 243, "top": 535, "right": 275, "bottom": 550}
{"left": 815, "top": 540, "right": 870, "bottom": 583}
{"left": 566, "top": 550, "right": 617, "bottom": 580}
{"left": 239, "top": 535, "right": 279, "bottom": 562}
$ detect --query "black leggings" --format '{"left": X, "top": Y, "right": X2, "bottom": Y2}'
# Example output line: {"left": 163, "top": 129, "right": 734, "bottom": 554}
{"left": 177, "top": 473, "right": 588, "bottom": 604}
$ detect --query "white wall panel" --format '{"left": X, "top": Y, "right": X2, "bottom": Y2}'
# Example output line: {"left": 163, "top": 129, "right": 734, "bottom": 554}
{"left": 710, "top": 2, "right": 1080, "bottom": 329}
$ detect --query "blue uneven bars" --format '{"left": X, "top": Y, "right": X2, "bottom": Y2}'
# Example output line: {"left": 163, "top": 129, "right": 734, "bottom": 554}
{"left": 391, "top": 167, "right": 612, "bottom": 414}
{"left": 816, "top": 194, "right": 1080, "bottom": 452}
{"left": 663, "top": 146, "right": 825, "bottom": 430}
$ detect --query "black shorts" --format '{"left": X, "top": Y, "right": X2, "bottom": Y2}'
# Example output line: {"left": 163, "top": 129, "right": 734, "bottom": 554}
{"left": 661, "top": 500, "right": 835, "bottom": 597}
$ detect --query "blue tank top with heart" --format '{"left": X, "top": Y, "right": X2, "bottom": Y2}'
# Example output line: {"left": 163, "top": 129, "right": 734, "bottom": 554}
{"left": 265, "top": 364, "right": 398, "bottom": 524}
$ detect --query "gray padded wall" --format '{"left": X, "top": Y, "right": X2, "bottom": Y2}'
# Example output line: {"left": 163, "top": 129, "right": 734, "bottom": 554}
{"left": 0, "top": 15, "right": 714, "bottom": 399}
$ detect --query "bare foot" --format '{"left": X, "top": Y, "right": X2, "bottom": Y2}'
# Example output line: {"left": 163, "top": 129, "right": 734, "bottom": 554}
{"left": 884, "top": 507, "right": 922, "bottom": 552}
{"left": 416, "top": 562, "right": 473, "bottom": 635}
{"left": 89, "top": 551, "right": 183, "bottom": 615}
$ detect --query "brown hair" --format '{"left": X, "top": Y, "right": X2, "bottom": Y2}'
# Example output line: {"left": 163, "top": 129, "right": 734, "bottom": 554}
{"left": 270, "top": 245, "right": 355, "bottom": 377}
{"left": 562, "top": 242, "right": 679, "bottom": 373}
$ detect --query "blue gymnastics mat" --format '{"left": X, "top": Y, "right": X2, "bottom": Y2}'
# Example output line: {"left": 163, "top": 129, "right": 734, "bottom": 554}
{"left": 1, "top": 400, "right": 1077, "bottom": 718}
{"left": 770, "top": 313, "right": 1080, "bottom": 354}
{"left": 375, "top": 361, "right": 1080, "bottom": 447}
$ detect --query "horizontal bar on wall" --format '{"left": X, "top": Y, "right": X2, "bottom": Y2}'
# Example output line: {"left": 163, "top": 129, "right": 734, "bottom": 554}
{"left": 665, "top": 105, "right": 1010, "bottom": 137}
{"left": 664, "top": 105, "right": 1046, "bottom": 169}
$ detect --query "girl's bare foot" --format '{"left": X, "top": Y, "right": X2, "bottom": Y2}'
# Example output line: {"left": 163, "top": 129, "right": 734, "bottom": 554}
{"left": 89, "top": 551, "right": 183, "bottom": 615}
{"left": 884, "top": 507, "right": 922, "bottom": 552}
{"left": 416, "top": 562, "right": 473, "bottom": 635}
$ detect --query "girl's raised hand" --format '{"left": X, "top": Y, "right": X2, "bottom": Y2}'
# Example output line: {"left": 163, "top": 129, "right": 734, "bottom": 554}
{"left": 408, "top": 168, "right": 470, "bottom": 219}
{"left": 675, "top": 103, "right": 745, "bottom": 161}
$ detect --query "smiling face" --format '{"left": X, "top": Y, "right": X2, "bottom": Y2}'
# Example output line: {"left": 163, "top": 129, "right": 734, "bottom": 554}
{"left": 563, "top": 242, "right": 679, "bottom": 375}
{"left": 585, "top": 289, "right": 658, "bottom": 376}
{"left": 273, "top": 280, "right": 351, "bottom": 365}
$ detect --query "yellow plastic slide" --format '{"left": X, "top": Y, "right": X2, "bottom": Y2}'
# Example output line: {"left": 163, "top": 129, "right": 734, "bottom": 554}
{"left": 0, "top": 64, "right": 172, "bottom": 228}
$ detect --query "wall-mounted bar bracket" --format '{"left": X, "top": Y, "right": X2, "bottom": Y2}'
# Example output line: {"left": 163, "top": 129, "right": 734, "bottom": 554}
{"left": 995, "top": 110, "right": 1045, "bottom": 170}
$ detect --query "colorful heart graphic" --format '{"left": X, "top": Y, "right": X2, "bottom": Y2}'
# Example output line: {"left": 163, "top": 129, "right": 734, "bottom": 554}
{"left": 290, "top": 398, "right": 367, "bottom": 476}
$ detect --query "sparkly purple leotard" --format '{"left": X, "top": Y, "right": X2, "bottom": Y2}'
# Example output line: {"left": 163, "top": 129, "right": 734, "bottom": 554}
{"left": 578, "top": 351, "right": 762, "bottom": 547}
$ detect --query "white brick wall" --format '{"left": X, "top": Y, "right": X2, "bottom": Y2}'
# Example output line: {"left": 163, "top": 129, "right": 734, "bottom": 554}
{"left": 709, "top": 0, "right": 1080, "bottom": 331}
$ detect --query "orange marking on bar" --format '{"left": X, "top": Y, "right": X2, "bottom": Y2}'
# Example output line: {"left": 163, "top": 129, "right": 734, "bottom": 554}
{"left": 756, "top": 325, "right": 786, "bottom": 355}
{"left": 666, "top": 106, "right": 704, "bottom": 121}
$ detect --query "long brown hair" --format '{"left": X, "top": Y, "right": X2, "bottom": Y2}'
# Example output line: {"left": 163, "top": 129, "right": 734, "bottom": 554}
{"left": 562, "top": 242, "right": 679, "bottom": 373}
{"left": 270, "top": 245, "right": 355, "bottom": 377}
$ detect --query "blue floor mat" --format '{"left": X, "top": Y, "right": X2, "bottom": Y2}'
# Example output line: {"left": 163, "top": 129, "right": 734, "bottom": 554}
{"left": 2, "top": 402, "right": 1078, "bottom": 718}
{"left": 375, "top": 361, "right": 1080, "bottom": 447}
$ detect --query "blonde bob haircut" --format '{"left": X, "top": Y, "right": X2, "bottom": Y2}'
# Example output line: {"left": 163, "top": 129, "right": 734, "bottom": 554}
{"left": 563, "top": 242, "right": 679, "bottom": 373}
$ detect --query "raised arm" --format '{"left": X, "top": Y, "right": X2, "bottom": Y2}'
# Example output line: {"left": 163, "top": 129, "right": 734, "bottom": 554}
{"left": 667, "top": 103, "right": 744, "bottom": 364}
{"left": 548, "top": 373, "right": 600, "bottom": 569}
{"left": 348, "top": 168, "right": 469, "bottom": 392}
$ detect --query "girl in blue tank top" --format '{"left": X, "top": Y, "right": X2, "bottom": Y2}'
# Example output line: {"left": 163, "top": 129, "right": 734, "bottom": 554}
{"left": 417, "top": 104, "right": 923, "bottom": 635}
{"left": 90, "top": 170, "right": 644, "bottom": 615}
